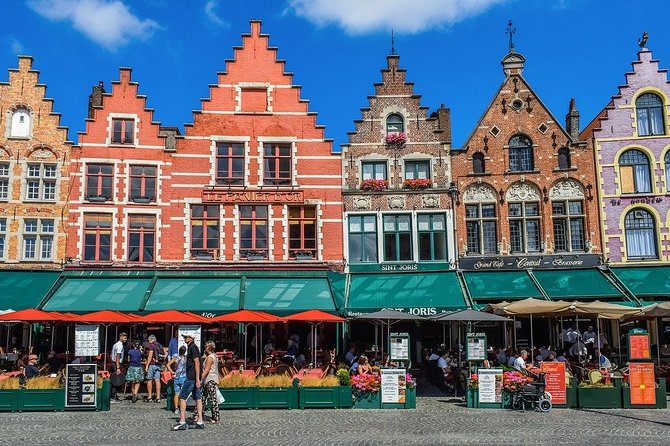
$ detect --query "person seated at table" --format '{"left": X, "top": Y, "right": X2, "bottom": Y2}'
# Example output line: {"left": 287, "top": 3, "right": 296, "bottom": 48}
{"left": 45, "top": 351, "right": 63, "bottom": 374}
{"left": 556, "top": 351, "right": 568, "bottom": 363}
{"left": 345, "top": 344, "right": 356, "bottom": 365}
{"left": 24, "top": 354, "right": 39, "bottom": 378}
{"left": 544, "top": 351, "right": 557, "bottom": 362}
{"left": 357, "top": 355, "right": 373, "bottom": 375}
{"left": 286, "top": 339, "right": 299, "bottom": 358}
{"left": 263, "top": 337, "right": 275, "bottom": 357}
{"left": 513, "top": 350, "right": 529, "bottom": 371}
{"left": 507, "top": 349, "right": 518, "bottom": 368}
{"left": 295, "top": 349, "right": 307, "bottom": 369}
{"left": 595, "top": 349, "right": 612, "bottom": 371}
{"left": 428, "top": 348, "right": 440, "bottom": 361}
{"left": 349, "top": 356, "right": 360, "bottom": 375}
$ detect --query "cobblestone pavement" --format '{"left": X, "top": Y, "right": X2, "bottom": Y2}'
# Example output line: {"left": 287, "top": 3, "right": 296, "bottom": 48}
{"left": 1, "top": 397, "right": 670, "bottom": 445}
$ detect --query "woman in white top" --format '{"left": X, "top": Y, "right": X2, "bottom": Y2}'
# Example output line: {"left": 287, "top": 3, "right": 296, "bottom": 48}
{"left": 201, "top": 341, "right": 220, "bottom": 424}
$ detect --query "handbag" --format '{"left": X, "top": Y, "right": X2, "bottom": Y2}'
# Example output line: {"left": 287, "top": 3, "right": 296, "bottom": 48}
{"left": 111, "top": 372, "right": 126, "bottom": 387}
{"left": 216, "top": 388, "right": 225, "bottom": 405}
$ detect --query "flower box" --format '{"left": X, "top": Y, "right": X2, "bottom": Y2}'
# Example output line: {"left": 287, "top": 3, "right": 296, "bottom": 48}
{"left": 404, "top": 386, "right": 416, "bottom": 409}
{"left": 360, "top": 179, "right": 388, "bottom": 191}
{"left": 353, "top": 391, "right": 381, "bottom": 409}
{"left": 299, "top": 386, "right": 352, "bottom": 409}
{"left": 385, "top": 132, "right": 407, "bottom": 147}
{"left": 220, "top": 387, "right": 257, "bottom": 409}
{"left": 403, "top": 179, "right": 432, "bottom": 190}
{"left": 622, "top": 378, "right": 667, "bottom": 409}
{"left": 255, "top": 385, "right": 298, "bottom": 409}
{"left": 577, "top": 380, "right": 622, "bottom": 409}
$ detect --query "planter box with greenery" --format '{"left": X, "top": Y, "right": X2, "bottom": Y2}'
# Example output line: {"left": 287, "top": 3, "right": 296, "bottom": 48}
{"left": 404, "top": 386, "right": 417, "bottom": 409}
{"left": 577, "top": 380, "right": 622, "bottom": 409}
{"left": 298, "top": 375, "right": 352, "bottom": 409}
{"left": 622, "top": 378, "right": 667, "bottom": 409}
{"left": 353, "top": 390, "right": 381, "bottom": 409}
{"left": 18, "top": 388, "right": 65, "bottom": 412}
{"left": 0, "top": 390, "right": 18, "bottom": 412}
{"left": 255, "top": 384, "right": 298, "bottom": 409}
{"left": 220, "top": 387, "right": 257, "bottom": 409}
{"left": 466, "top": 388, "right": 478, "bottom": 408}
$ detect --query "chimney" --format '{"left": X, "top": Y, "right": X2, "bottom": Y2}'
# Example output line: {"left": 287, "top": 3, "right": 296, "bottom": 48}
{"left": 436, "top": 104, "right": 452, "bottom": 144}
{"left": 566, "top": 98, "right": 580, "bottom": 140}
{"left": 87, "top": 81, "right": 105, "bottom": 119}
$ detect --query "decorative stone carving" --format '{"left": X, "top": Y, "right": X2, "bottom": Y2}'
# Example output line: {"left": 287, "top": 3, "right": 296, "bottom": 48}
{"left": 388, "top": 195, "right": 405, "bottom": 209}
{"left": 549, "top": 179, "right": 584, "bottom": 200}
{"left": 0, "top": 148, "right": 8, "bottom": 158}
{"left": 464, "top": 184, "right": 496, "bottom": 202}
{"left": 422, "top": 195, "right": 439, "bottom": 208}
{"left": 31, "top": 148, "right": 54, "bottom": 160}
{"left": 353, "top": 196, "right": 371, "bottom": 210}
{"left": 506, "top": 183, "right": 540, "bottom": 201}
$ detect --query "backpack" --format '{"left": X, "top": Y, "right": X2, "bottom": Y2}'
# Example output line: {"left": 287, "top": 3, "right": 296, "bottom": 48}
{"left": 147, "top": 342, "right": 166, "bottom": 364}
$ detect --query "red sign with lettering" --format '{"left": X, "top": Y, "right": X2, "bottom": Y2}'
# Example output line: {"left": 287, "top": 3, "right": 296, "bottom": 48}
{"left": 629, "top": 362, "right": 656, "bottom": 405}
{"left": 540, "top": 361, "right": 566, "bottom": 404}
{"left": 629, "top": 334, "right": 651, "bottom": 360}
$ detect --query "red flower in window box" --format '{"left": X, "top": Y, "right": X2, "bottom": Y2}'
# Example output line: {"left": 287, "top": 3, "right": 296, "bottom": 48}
{"left": 403, "top": 178, "right": 432, "bottom": 190}
{"left": 385, "top": 132, "right": 407, "bottom": 146}
{"left": 360, "top": 179, "right": 388, "bottom": 191}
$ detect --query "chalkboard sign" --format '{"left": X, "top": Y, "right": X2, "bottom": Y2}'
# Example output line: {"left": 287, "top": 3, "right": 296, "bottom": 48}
{"left": 65, "top": 364, "right": 97, "bottom": 409}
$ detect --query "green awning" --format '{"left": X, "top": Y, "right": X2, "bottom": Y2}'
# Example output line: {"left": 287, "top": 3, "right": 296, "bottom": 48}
{"left": 533, "top": 269, "right": 625, "bottom": 301}
{"left": 42, "top": 278, "right": 152, "bottom": 312}
{"left": 345, "top": 272, "right": 467, "bottom": 316}
{"left": 610, "top": 266, "right": 670, "bottom": 300}
{"left": 144, "top": 278, "right": 240, "bottom": 313}
{"left": 463, "top": 271, "right": 542, "bottom": 301}
{"left": 0, "top": 271, "right": 61, "bottom": 311}
{"left": 244, "top": 278, "right": 336, "bottom": 316}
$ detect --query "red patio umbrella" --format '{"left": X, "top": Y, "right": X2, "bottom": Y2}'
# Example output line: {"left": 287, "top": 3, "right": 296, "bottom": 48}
{"left": 138, "top": 310, "right": 208, "bottom": 324}
{"left": 71, "top": 310, "right": 138, "bottom": 324}
{"left": 0, "top": 308, "right": 62, "bottom": 322}
{"left": 210, "top": 310, "right": 284, "bottom": 367}
{"left": 284, "top": 310, "right": 344, "bottom": 364}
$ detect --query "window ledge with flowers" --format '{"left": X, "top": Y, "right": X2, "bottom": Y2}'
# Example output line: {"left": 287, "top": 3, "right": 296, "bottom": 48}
{"left": 386, "top": 132, "right": 407, "bottom": 149}
{"left": 360, "top": 179, "right": 389, "bottom": 191}
{"left": 291, "top": 250, "right": 314, "bottom": 260}
{"left": 403, "top": 178, "right": 432, "bottom": 190}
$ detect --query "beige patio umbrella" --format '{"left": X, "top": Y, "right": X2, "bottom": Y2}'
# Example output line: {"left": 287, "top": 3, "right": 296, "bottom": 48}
{"left": 485, "top": 298, "right": 573, "bottom": 316}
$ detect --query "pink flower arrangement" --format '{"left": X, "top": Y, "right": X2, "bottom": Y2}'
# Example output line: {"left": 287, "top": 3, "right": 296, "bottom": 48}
{"left": 502, "top": 370, "right": 532, "bottom": 393}
{"left": 351, "top": 373, "right": 381, "bottom": 393}
{"left": 385, "top": 132, "right": 407, "bottom": 146}
{"left": 405, "top": 372, "right": 416, "bottom": 390}
{"left": 468, "top": 373, "right": 479, "bottom": 390}
{"left": 403, "top": 178, "right": 432, "bottom": 190}
{"left": 360, "top": 179, "right": 388, "bottom": 191}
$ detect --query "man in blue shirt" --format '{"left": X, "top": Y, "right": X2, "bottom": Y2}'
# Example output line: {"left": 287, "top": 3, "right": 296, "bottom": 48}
{"left": 345, "top": 345, "right": 356, "bottom": 365}
{"left": 168, "top": 329, "right": 179, "bottom": 359}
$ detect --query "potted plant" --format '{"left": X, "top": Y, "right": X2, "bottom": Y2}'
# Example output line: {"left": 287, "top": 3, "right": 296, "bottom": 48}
{"left": 292, "top": 250, "right": 314, "bottom": 261}
{"left": 243, "top": 250, "right": 267, "bottom": 261}
{"left": 298, "top": 375, "right": 353, "bottom": 409}
{"left": 360, "top": 179, "right": 388, "bottom": 191}
{"left": 466, "top": 373, "right": 479, "bottom": 408}
{"left": 404, "top": 372, "right": 417, "bottom": 409}
{"left": 351, "top": 373, "right": 381, "bottom": 409}
{"left": 403, "top": 178, "right": 433, "bottom": 190}
{"left": 577, "top": 380, "right": 622, "bottom": 409}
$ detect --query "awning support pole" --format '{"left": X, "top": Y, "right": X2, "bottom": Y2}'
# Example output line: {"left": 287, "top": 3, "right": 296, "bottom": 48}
{"left": 513, "top": 316, "right": 517, "bottom": 349}
{"left": 530, "top": 314, "right": 534, "bottom": 353}
{"left": 656, "top": 317, "right": 661, "bottom": 367}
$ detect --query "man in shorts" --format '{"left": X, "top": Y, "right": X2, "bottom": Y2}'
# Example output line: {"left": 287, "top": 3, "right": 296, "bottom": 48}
{"left": 173, "top": 333, "right": 204, "bottom": 430}
{"left": 144, "top": 335, "right": 163, "bottom": 403}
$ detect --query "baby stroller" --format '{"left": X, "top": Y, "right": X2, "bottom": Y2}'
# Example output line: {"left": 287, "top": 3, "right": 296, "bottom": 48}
{"left": 511, "top": 372, "right": 552, "bottom": 412}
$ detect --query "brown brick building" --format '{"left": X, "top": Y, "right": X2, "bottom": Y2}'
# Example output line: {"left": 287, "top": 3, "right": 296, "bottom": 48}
{"left": 451, "top": 50, "right": 602, "bottom": 271}
{"left": 341, "top": 54, "right": 455, "bottom": 272}
{"left": 0, "top": 56, "right": 72, "bottom": 269}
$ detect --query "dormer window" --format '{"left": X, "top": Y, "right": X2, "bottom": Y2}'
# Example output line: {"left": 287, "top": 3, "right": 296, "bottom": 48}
{"left": 386, "top": 113, "right": 404, "bottom": 134}
{"left": 10, "top": 108, "right": 30, "bottom": 138}
{"left": 111, "top": 118, "right": 135, "bottom": 144}
{"left": 472, "top": 152, "right": 485, "bottom": 174}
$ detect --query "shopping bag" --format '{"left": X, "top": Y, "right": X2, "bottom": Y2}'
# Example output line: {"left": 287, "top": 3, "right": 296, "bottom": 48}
{"left": 216, "top": 389, "right": 225, "bottom": 405}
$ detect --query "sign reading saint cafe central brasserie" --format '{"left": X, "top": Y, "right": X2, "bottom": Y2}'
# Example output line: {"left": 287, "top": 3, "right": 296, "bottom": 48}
{"left": 459, "top": 254, "right": 601, "bottom": 271}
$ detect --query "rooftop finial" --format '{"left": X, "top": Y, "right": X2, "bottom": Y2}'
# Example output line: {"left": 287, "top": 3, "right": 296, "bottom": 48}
{"left": 506, "top": 20, "right": 516, "bottom": 53}
{"left": 391, "top": 29, "right": 395, "bottom": 55}
{"left": 638, "top": 31, "right": 648, "bottom": 49}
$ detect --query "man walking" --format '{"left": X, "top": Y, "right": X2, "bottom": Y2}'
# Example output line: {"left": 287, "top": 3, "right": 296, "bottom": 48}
{"left": 173, "top": 333, "right": 204, "bottom": 430}
{"left": 145, "top": 335, "right": 163, "bottom": 403}
{"left": 110, "top": 332, "right": 127, "bottom": 402}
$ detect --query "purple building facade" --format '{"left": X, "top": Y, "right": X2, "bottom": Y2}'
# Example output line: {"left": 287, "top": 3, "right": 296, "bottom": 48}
{"left": 582, "top": 47, "right": 670, "bottom": 264}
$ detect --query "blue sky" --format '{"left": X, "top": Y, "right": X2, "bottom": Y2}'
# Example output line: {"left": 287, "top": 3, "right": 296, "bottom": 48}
{"left": 4, "top": 0, "right": 669, "bottom": 149}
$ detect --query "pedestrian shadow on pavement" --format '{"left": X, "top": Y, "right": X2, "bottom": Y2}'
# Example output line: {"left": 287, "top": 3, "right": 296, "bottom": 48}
{"left": 580, "top": 409, "right": 670, "bottom": 428}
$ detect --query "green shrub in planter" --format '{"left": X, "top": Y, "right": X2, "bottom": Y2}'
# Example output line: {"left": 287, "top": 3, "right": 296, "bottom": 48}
{"left": 577, "top": 382, "right": 622, "bottom": 409}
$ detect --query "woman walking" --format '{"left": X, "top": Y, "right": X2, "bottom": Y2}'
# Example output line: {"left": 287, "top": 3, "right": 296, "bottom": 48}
{"left": 201, "top": 341, "right": 221, "bottom": 424}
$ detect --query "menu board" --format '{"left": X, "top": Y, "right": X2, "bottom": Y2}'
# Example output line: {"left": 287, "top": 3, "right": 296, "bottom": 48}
{"left": 466, "top": 333, "right": 487, "bottom": 361}
{"left": 629, "top": 362, "right": 656, "bottom": 405}
{"left": 629, "top": 333, "right": 651, "bottom": 360}
{"left": 74, "top": 325, "right": 100, "bottom": 357}
{"left": 540, "top": 361, "right": 566, "bottom": 404}
{"left": 381, "top": 368, "right": 406, "bottom": 404}
{"left": 389, "top": 332, "right": 410, "bottom": 361}
{"left": 65, "top": 363, "right": 98, "bottom": 409}
{"left": 478, "top": 368, "right": 503, "bottom": 404}
{"left": 178, "top": 325, "right": 202, "bottom": 351}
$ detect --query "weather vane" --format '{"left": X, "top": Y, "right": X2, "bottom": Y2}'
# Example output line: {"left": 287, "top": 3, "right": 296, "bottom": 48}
{"left": 391, "top": 29, "right": 395, "bottom": 55}
{"left": 638, "top": 31, "right": 648, "bottom": 49}
{"left": 506, "top": 20, "right": 516, "bottom": 53}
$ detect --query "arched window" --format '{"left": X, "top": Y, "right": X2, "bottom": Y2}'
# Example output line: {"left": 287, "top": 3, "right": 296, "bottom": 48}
{"left": 624, "top": 209, "right": 658, "bottom": 260}
{"left": 508, "top": 135, "right": 533, "bottom": 172}
{"left": 10, "top": 108, "right": 30, "bottom": 138}
{"left": 619, "top": 149, "right": 651, "bottom": 194}
{"left": 636, "top": 93, "right": 665, "bottom": 136}
{"left": 386, "top": 113, "right": 404, "bottom": 134}
{"left": 665, "top": 151, "right": 670, "bottom": 191}
{"left": 557, "top": 147, "right": 571, "bottom": 169}
{"left": 472, "top": 152, "right": 485, "bottom": 174}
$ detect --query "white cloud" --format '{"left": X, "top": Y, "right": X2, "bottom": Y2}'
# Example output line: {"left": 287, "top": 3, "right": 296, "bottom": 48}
{"left": 287, "top": 0, "right": 509, "bottom": 34}
{"left": 28, "top": 0, "right": 159, "bottom": 50}
{"left": 9, "top": 38, "right": 24, "bottom": 54}
{"left": 204, "top": 0, "right": 228, "bottom": 28}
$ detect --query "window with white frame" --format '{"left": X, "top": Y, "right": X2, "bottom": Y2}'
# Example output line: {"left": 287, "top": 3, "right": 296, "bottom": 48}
{"left": 509, "top": 201, "right": 541, "bottom": 253}
{"left": 10, "top": 108, "right": 30, "bottom": 138}
{"left": 348, "top": 215, "right": 378, "bottom": 263}
{"left": 23, "top": 218, "right": 54, "bottom": 261}
{"left": 383, "top": 214, "right": 412, "bottom": 261}
{"left": 0, "top": 218, "right": 6, "bottom": 259}
{"left": 111, "top": 118, "right": 135, "bottom": 144}
{"left": 552, "top": 200, "right": 585, "bottom": 252}
{"left": 26, "top": 163, "right": 57, "bottom": 201}
{"left": 636, "top": 93, "right": 665, "bottom": 136}
{"left": 625, "top": 209, "right": 658, "bottom": 260}
{"left": 0, "top": 162, "right": 9, "bottom": 200}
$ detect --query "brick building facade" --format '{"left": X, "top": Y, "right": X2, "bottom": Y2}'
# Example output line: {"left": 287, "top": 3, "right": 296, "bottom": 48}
{"left": 582, "top": 46, "right": 670, "bottom": 264}
{"left": 66, "top": 68, "right": 173, "bottom": 266}
{"left": 341, "top": 54, "right": 455, "bottom": 272}
{"left": 0, "top": 56, "right": 72, "bottom": 269}
{"left": 451, "top": 50, "right": 602, "bottom": 271}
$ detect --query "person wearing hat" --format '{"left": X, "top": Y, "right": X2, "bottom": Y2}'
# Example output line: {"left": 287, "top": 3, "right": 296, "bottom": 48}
{"left": 173, "top": 333, "right": 204, "bottom": 430}
{"left": 24, "top": 354, "right": 39, "bottom": 378}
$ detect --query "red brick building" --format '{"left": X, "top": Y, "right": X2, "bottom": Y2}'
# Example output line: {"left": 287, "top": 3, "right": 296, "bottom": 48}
{"left": 67, "top": 68, "right": 174, "bottom": 265}
{"left": 451, "top": 50, "right": 602, "bottom": 271}
{"left": 162, "top": 20, "right": 342, "bottom": 267}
